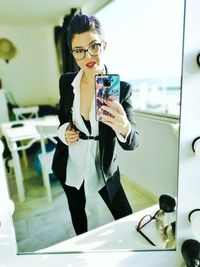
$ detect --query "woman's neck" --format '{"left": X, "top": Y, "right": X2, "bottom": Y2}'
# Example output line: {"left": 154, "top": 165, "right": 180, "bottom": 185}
{"left": 82, "top": 65, "right": 105, "bottom": 85}
{"left": 81, "top": 72, "right": 94, "bottom": 88}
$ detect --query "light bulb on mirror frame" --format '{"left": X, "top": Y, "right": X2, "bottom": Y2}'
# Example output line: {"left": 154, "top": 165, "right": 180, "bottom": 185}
{"left": 189, "top": 209, "right": 200, "bottom": 242}
{"left": 181, "top": 239, "right": 200, "bottom": 267}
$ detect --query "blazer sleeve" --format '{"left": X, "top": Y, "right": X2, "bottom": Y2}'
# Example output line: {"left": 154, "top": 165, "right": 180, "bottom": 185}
{"left": 52, "top": 73, "right": 76, "bottom": 180}
{"left": 58, "top": 73, "right": 76, "bottom": 126}
{"left": 118, "top": 81, "right": 139, "bottom": 151}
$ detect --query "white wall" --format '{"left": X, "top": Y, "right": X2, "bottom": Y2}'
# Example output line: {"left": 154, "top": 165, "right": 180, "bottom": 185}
{"left": 0, "top": 25, "right": 60, "bottom": 106}
{"left": 1, "top": 0, "right": 200, "bottom": 266}
{"left": 118, "top": 114, "right": 179, "bottom": 198}
{"left": 176, "top": 0, "right": 200, "bottom": 248}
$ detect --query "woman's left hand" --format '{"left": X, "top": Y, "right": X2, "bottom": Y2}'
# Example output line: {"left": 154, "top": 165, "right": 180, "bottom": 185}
{"left": 99, "top": 99, "right": 131, "bottom": 138}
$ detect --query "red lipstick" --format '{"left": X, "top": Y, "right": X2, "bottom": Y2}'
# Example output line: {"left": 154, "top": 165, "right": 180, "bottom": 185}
{"left": 86, "top": 61, "right": 96, "bottom": 69}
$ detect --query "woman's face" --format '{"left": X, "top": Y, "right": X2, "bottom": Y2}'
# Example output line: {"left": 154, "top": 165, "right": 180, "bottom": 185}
{"left": 71, "top": 31, "right": 106, "bottom": 76}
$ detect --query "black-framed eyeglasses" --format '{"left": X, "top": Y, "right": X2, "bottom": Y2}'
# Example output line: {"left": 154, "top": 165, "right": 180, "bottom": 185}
{"left": 136, "top": 210, "right": 159, "bottom": 246}
{"left": 71, "top": 42, "right": 103, "bottom": 60}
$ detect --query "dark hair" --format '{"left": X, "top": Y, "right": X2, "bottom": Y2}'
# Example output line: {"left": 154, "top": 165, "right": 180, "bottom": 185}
{"left": 67, "top": 13, "right": 104, "bottom": 50}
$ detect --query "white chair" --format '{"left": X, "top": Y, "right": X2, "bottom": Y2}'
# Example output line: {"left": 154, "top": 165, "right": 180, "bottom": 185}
{"left": 36, "top": 124, "right": 58, "bottom": 203}
{"left": 12, "top": 106, "right": 39, "bottom": 120}
{"left": 12, "top": 106, "right": 39, "bottom": 167}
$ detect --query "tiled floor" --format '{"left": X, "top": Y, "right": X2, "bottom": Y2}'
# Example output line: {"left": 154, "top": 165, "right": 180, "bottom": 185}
{"left": 6, "top": 154, "right": 156, "bottom": 253}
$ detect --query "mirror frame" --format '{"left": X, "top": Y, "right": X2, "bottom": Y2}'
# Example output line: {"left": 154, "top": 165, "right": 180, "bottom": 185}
{"left": 3, "top": 0, "right": 200, "bottom": 266}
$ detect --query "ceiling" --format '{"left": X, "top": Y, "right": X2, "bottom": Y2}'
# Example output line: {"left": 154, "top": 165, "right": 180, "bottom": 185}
{"left": 0, "top": 0, "right": 112, "bottom": 26}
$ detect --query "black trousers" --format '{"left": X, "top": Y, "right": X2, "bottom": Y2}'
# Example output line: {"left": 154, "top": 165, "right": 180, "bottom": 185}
{"left": 60, "top": 181, "right": 132, "bottom": 235}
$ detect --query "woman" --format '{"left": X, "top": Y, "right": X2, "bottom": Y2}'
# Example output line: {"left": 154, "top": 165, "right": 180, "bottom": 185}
{"left": 52, "top": 13, "right": 139, "bottom": 235}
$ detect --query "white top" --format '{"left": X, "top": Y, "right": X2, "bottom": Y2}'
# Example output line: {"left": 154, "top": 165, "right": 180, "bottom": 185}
{"left": 57, "top": 70, "right": 128, "bottom": 194}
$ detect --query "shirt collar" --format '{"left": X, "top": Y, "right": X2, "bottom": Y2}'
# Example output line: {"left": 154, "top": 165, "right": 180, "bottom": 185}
{"left": 71, "top": 69, "right": 83, "bottom": 94}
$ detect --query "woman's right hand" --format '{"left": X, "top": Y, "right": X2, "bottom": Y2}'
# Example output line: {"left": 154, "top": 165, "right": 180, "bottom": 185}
{"left": 65, "top": 124, "right": 80, "bottom": 145}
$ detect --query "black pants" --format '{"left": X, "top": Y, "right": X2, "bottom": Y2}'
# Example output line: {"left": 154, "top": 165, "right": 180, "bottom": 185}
{"left": 60, "top": 181, "right": 132, "bottom": 235}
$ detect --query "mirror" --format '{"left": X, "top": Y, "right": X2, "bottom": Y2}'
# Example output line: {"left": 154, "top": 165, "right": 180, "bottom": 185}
{"left": 0, "top": 0, "right": 185, "bottom": 254}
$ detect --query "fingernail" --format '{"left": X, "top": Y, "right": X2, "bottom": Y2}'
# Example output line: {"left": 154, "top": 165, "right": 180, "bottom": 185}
{"left": 107, "top": 98, "right": 113, "bottom": 102}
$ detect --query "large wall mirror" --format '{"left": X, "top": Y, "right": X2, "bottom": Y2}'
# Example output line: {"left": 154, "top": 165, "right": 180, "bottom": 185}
{"left": 0, "top": 0, "right": 185, "bottom": 255}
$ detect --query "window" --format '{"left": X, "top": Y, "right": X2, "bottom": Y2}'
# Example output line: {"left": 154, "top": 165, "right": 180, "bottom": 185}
{"left": 95, "top": 0, "right": 184, "bottom": 117}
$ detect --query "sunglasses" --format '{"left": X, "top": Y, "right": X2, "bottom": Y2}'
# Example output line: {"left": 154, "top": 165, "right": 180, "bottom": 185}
{"left": 136, "top": 210, "right": 159, "bottom": 246}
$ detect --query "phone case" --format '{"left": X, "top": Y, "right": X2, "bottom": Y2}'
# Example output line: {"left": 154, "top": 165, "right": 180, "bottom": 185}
{"left": 95, "top": 74, "right": 120, "bottom": 121}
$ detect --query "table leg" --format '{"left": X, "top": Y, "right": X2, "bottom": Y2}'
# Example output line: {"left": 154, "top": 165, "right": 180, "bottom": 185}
{"left": 11, "top": 148, "right": 25, "bottom": 202}
{"left": 21, "top": 141, "right": 28, "bottom": 168}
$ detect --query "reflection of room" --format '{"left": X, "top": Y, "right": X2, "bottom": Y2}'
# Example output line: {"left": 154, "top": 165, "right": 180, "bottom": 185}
{"left": 7, "top": 160, "right": 156, "bottom": 252}
{"left": 0, "top": 0, "right": 190, "bottom": 265}
{"left": 2, "top": 110, "right": 178, "bottom": 252}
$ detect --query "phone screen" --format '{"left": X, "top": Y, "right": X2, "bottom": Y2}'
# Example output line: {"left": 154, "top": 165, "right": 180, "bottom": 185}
{"left": 95, "top": 74, "right": 120, "bottom": 121}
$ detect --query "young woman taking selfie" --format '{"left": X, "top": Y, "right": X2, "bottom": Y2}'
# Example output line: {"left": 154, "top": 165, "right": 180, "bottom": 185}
{"left": 52, "top": 13, "right": 139, "bottom": 235}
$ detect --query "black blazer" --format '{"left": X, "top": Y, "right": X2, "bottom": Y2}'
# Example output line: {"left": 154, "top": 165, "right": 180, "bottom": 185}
{"left": 52, "top": 72, "right": 139, "bottom": 200}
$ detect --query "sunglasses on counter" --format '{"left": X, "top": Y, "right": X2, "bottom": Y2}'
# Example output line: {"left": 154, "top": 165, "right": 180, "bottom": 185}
{"left": 136, "top": 210, "right": 159, "bottom": 246}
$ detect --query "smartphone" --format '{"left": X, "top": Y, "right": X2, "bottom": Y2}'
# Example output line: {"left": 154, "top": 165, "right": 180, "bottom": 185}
{"left": 95, "top": 74, "right": 120, "bottom": 121}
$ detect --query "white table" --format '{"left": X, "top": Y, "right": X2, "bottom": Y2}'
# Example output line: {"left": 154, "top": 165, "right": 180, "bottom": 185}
{"left": 39, "top": 204, "right": 175, "bottom": 253}
{"left": 0, "top": 116, "right": 59, "bottom": 202}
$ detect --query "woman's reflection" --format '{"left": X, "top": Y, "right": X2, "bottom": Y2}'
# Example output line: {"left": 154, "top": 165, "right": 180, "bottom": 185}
{"left": 52, "top": 13, "right": 139, "bottom": 235}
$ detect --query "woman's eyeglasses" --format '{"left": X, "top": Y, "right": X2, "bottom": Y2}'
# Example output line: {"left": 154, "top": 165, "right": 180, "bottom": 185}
{"left": 136, "top": 210, "right": 159, "bottom": 246}
{"left": 72, "top": 42, "right": 103, "bottom": 60}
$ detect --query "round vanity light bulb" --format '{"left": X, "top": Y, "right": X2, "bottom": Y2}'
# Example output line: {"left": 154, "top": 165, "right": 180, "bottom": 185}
{"left": 192, "top": 137, "right": 200, "bottom": 158}
{"left": 196, "top": 52, "right": 200, "bottom": 69}
{"left": 181, "top": 239, "right": 200, "bottom": 267}
{"left": 189, "top": 209, "right": 200, "bottom": 242}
